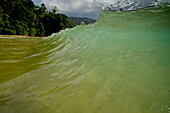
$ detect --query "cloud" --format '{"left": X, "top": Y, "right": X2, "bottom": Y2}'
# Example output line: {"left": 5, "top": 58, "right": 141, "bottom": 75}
{"left": 33, "top": 0, "right": 102, "bottom": 19}
{"left": 33, "top": 0, "right": 170, "bottom": 19}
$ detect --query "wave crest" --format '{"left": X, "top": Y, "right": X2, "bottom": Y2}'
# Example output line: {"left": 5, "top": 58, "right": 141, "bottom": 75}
{"left": 96, "top": 0, "right": 170, "bottom": 11}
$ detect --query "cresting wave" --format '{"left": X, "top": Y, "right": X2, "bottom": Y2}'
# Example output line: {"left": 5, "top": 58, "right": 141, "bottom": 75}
{"left": 0, "top": 5, "right": 170, "bottom": 113}
{"left": 96, "top": 0, "right": 170, "bottom": 11}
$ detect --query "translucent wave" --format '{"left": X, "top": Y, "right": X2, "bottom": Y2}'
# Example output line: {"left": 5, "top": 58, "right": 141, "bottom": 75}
{"left": 0, "top": 7, "right": 170, "bottom": 113}
{"left": 96, "top": 0, "right": 170, "bottom": 11}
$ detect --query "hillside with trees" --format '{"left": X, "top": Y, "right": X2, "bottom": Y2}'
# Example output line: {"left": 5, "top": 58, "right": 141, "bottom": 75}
{"left": 0, "top": 0, "right": 75, "bottom": 36}
{"left": 68, "top": 17, "right": 96, "bottom": 25}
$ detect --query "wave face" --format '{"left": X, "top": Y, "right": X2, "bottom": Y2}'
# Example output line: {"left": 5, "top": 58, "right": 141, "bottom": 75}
{"left": 96, "top": 0, "right": 170, "bottom": 11}
{"left": 0, "top": 7, "right": 170, "bottom": 113}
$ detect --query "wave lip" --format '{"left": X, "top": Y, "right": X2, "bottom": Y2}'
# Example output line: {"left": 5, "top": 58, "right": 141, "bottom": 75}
{"left": 96, "top": 0, "right": 170, "bottom": 11}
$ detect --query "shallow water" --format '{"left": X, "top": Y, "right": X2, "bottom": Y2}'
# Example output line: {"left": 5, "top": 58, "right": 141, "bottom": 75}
{"left": 0, "top": 7, "right": 170, "bottom": 113}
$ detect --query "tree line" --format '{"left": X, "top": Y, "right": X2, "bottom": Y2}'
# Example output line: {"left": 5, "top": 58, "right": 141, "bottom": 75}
{"left": 0, "top": 0, "right": 75, "bottom": 36}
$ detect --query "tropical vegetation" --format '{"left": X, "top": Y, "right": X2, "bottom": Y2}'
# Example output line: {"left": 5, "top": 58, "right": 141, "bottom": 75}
{"left": 0, "top": 0, "right": 75, "bottom": 36}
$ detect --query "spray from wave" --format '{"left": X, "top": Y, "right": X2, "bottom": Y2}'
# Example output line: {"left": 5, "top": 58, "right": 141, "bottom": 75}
{"left": 96, "top": 0, "right": 170, "bottom": 11}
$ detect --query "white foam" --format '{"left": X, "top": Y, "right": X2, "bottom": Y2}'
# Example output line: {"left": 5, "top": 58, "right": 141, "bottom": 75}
{"left": 96, "top": 0, "right": 170, "bottom": 11}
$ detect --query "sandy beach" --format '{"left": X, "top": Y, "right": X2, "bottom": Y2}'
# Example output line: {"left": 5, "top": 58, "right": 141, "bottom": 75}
{"left": 0, "top": 35, "right": 44, "bottom": 38}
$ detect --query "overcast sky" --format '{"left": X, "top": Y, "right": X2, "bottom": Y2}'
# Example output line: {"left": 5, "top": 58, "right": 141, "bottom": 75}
{"left": 32, "top": 0, "right": 170, "bottom": 19}
{"left": 32, "top": 0, "right": 102, "bottom": 19}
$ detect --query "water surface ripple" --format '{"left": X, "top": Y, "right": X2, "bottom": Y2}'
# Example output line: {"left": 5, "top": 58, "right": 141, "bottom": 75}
{"left": 0, "top": 7, "right": 170, "bottom": 113}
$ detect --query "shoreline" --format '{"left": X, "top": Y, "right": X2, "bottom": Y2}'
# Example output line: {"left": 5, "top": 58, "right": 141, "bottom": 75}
{"left": 0, "top": 35, "right": 45, "bottom": 38}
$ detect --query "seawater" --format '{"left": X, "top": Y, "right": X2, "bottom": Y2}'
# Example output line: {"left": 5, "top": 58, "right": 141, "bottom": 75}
{"left": 0, "top": 7, "right": 170, "bottom": 113}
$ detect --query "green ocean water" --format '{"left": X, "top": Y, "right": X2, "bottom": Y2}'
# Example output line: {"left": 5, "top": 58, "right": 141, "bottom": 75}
{"left": 0, "top": 7, "right": 170, "bottom": 113}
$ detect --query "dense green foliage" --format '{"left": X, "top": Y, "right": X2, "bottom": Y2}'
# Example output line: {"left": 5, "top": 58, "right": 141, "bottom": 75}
{"left": 0, "top": 0, "right": 75, "bottom": 36}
